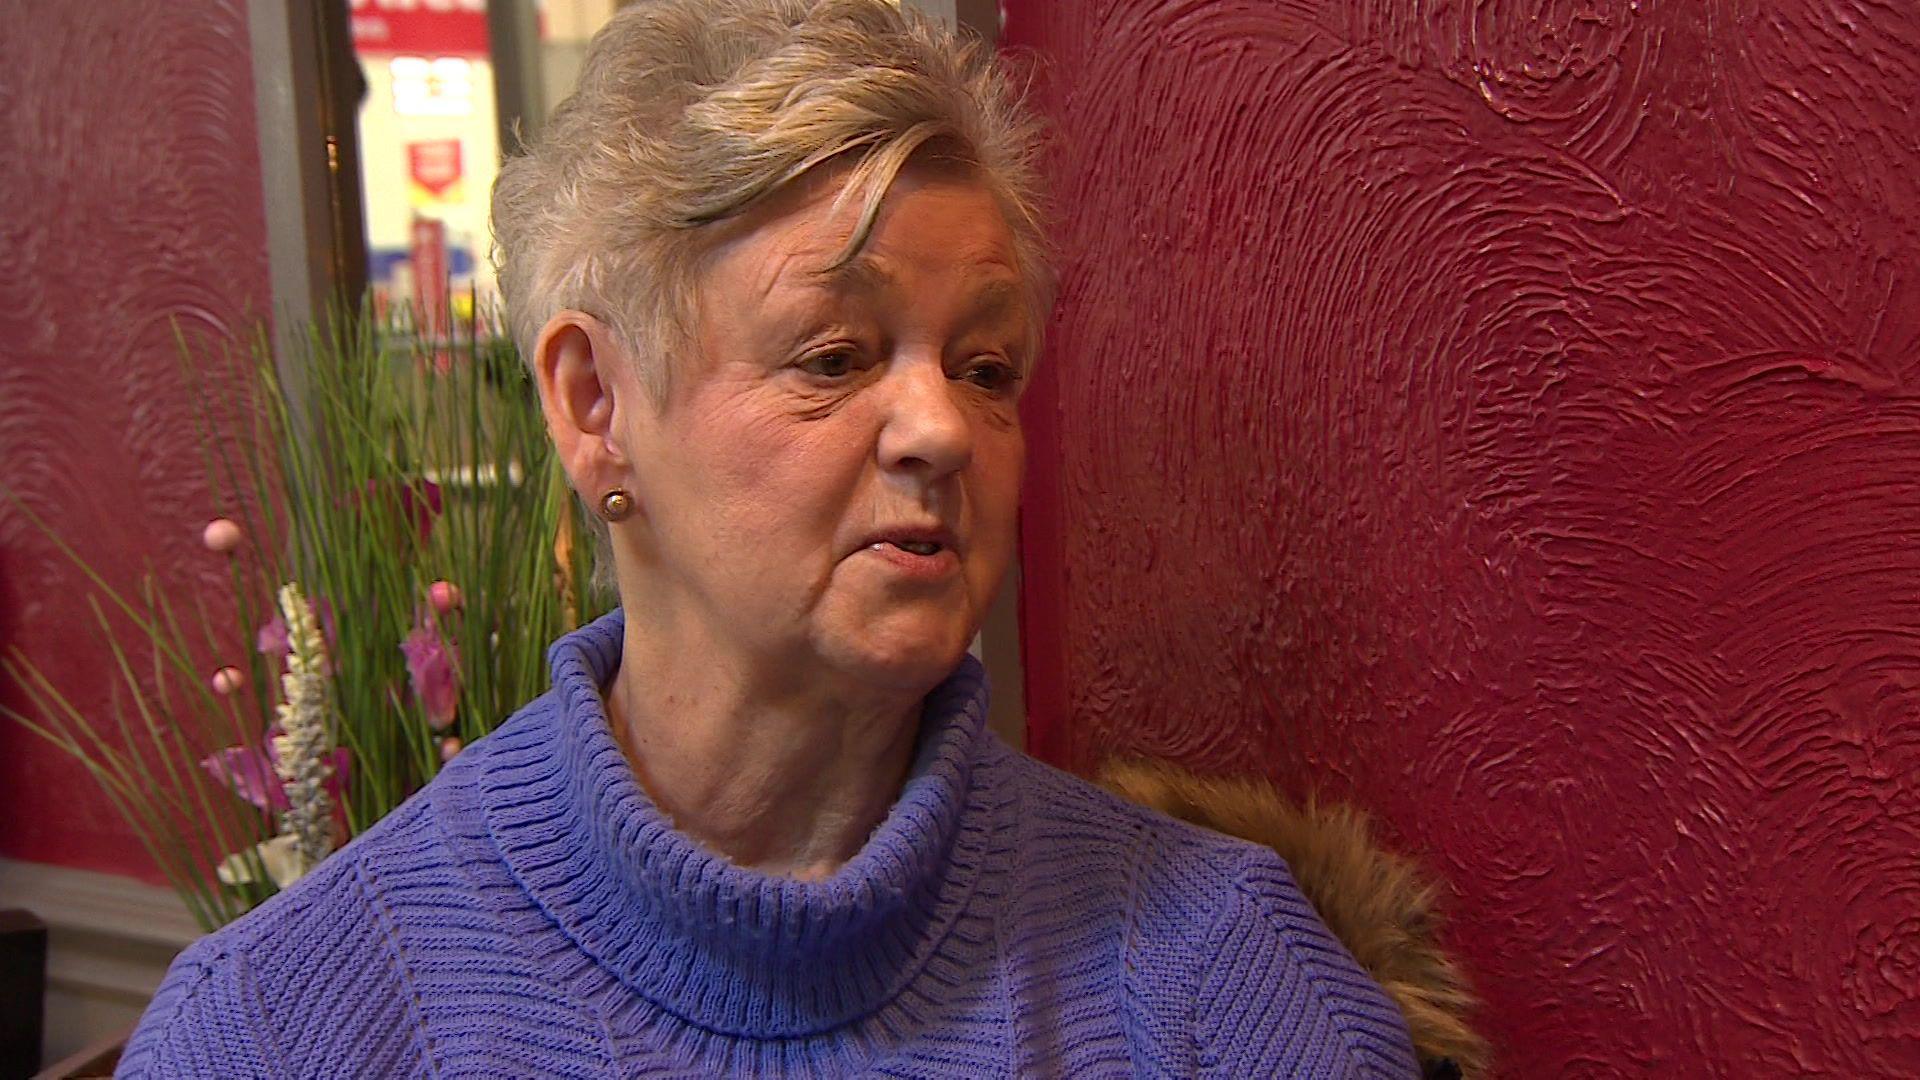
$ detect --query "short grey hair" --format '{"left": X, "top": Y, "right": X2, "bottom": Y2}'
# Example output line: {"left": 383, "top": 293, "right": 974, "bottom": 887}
{"left": 493, "top": 0, "right": 1050, "bottom": 597}
{"left": 490, "top": 0, "right": 1053, "bottom": 395}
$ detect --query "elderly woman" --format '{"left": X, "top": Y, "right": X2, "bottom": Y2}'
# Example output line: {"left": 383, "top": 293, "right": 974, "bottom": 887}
{"left": 122, "top": 2, "right": 1416, "bottom": 1076}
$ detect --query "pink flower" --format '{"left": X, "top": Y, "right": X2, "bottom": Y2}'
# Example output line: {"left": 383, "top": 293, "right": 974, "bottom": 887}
{"left": 401, "top": 622, "right": 459, "bottom": 731}
{"left": 256, "top": 599, "right": 335, "bottom": 663}
{"left": 255, "top": 617, "right": 289, "bottom": 659}
{"left": 350, "top": 478, "right": 444, "bottom": 546}
{"left": 202, "top": 744, "right": 280, "bottom": 810}
{"left": 398, "top": 479, "right": 444, "bottom": 544}
{"left": 201, "top": 741, "right": 350, "bottom": 813}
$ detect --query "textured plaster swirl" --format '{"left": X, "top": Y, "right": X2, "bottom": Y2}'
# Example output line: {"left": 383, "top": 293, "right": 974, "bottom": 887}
{"left": 1006, "top": 1, "right": 1920, "bottom": 1073}
{"left": 0, "top": 1, "right": 271, "bottom": 880}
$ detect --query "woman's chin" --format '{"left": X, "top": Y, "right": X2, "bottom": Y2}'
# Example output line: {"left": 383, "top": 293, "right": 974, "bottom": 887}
{"left": 817, "top": 618, "right": 974, "bottom": 695}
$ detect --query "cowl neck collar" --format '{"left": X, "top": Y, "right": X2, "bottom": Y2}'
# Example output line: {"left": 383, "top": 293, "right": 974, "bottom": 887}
{"left": 480, "top": 609, "right": 993, "bottom": 1037}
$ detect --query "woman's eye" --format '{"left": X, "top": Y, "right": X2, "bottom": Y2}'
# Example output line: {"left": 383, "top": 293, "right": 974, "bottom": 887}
{"left": 798, "top": 351, "right": 858, "bottom": 379}
{"left": 959, "top": 359, "right": 1022, "bottom": 394}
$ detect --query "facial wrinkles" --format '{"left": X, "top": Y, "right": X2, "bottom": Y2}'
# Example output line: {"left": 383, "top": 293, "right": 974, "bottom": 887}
{"left": 829, "top": 261, "right": 1026, "bottom": 573}
{"left": 713, "top": 186, "right": 1030, "bottom": 401}
{"left": 683, "top": 179, "right": 1024, "bottom": 629}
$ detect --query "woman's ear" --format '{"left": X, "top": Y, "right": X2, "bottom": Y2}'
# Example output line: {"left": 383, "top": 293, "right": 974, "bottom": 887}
{"left": 531, "top": 311, "right": 631, "bottom": 497}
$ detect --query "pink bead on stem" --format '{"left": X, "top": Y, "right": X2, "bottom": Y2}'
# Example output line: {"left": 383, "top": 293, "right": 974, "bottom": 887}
{"left": 428, "top": 580, "right": 463, "bottom": 614}
{"left": 210, "top": 666, "right": 246, "bottom": 695}
{"left": 202, "top": 518, "right": 243, "bottom": 554}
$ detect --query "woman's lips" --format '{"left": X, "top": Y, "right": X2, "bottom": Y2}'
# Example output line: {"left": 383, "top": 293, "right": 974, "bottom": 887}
{"left": 860, "top": 540, "right": 962, "bottom": 581}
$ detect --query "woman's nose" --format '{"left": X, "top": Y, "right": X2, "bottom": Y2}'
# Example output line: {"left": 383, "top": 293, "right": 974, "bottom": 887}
{"left": 875, "top": 357, "right": 972, "bottom": 482}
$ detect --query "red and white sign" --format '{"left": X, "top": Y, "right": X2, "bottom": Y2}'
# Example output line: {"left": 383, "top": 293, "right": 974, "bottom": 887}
{"left": 407, "top": 140, "right": 464, "bottom": 200}
{"left": 350, "top": 0, "right": 490, "bottom": 57}
{"left": 410, "top": 216, "right": 451, "bottom": 344}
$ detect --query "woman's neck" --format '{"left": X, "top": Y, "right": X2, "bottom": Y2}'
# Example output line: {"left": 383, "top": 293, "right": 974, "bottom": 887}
{"left": 605, "top": 623, "right": 924, "bottom": 880}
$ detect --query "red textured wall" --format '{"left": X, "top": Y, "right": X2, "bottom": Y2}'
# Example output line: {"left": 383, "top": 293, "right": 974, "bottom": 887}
{"left": 1006, "top": 2, "right": 1920, "bottom": 1074}
{"left": 0, "top": 1, "right": 271, "bottom": 882}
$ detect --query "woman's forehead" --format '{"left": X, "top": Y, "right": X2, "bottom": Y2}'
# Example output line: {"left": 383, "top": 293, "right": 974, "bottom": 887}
{"left": 707, "top": 175, "right": 1024, "bottom": 307}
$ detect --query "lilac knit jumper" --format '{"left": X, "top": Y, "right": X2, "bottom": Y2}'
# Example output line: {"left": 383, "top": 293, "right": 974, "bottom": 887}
{"left": 120, "top": 611, "right": 1417, "bottom": 1078}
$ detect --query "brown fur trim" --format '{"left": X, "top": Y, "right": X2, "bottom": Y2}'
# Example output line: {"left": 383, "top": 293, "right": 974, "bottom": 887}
{"left": 1097, "top": 759, "right": 1490, "bottom": 1079}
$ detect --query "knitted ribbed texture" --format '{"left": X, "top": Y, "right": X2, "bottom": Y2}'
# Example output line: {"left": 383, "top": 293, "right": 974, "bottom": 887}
{"left": 119, "top": 611, "right": 1417, "bottom": 1078}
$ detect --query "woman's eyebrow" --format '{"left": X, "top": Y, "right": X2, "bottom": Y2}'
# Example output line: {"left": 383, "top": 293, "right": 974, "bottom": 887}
{"left": 809, "top": 258, "right": 1023, "bottom": 309}
{"left": 965, "top": 279, "right": 1024, "bottom": 319}
{"left": 807, "top": 255, "right": 891, "bottom": 294}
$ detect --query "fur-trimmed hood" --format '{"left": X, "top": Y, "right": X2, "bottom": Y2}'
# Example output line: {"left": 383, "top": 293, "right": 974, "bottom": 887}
{"left": 1098, "top": 760, "right": 1489, "bottom": 1080}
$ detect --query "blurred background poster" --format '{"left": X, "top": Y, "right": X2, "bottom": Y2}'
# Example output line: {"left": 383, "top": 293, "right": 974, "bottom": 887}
{"left": 351, "top": 0, "right": 618, "bottom": 332}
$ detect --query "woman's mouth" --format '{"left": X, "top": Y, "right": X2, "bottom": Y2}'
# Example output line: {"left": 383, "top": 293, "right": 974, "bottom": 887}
{"left": 861, "top": 538, "right": 961, "bottom": 580}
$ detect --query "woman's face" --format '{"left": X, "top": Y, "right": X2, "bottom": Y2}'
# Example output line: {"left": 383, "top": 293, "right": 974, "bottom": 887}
{"left": 616, "top": 167, "right": 1033, "bottom": 698}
